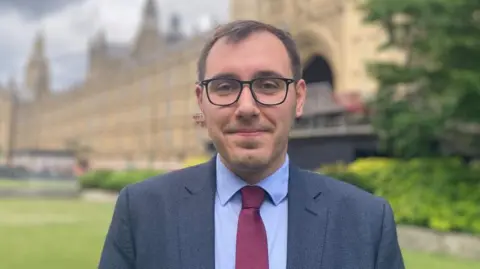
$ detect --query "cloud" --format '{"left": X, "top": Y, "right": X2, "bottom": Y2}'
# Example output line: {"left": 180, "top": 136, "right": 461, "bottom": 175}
{"left": 0, "top": 12, "right": 38, "bottom": 86}
{"left": 43, "top": 0, "right": 149, "bottom": 90}
{"left": 0, "top": 0, "right": 229, "bottom": 90}
{"left": 0, "top": 0, "right": 85, "bottom": 20}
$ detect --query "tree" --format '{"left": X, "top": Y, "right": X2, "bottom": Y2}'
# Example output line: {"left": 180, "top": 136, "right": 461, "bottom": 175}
{"left": 361, "top": 0, "right": 480, "bottom": 158}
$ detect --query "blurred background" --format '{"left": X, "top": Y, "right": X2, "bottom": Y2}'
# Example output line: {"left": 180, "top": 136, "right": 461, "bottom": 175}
{"left": 0, "top": 0, "right": 479, "bottom": 268}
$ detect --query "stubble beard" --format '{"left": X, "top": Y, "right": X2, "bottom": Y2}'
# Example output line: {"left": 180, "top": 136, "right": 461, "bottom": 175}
{"left": 231, "top": 139, "right": 270, "bottom": 171}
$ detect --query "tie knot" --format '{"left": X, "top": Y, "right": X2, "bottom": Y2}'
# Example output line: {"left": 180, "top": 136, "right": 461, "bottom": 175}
{"left": 240, "top": 186, "right": 265, "bottom": 209}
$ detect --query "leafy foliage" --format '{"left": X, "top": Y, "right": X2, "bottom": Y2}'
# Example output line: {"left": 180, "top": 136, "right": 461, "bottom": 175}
{"left": 319, "top": 157, "right": 480, "bottom": 235}
{"left": 79, "top": 169, "right": 164, "bottom": 191}
{"left": 361, "top": 0, "right": 480, "bottom": 157}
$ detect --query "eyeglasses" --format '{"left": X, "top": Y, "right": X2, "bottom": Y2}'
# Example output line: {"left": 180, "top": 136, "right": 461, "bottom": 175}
{"left": 199, "top": 77, "right": 295, "bottom": 106}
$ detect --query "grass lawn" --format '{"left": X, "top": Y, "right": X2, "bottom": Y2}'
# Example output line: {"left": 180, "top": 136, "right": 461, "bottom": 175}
{"left": 0, "top": 178, "right": 78, "bottom": 190}
{"left": 0, "top": 199, "right": 113, "bottom": 269}
{"left": 0, "top": 198, "right": 479, "bottom": 269}
{"left": 403, "top": 250, "right": 480, "bottom": 269}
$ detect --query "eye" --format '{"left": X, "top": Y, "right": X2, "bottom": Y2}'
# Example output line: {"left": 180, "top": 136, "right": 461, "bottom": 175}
{"left": 209, "top": 79, "right": 240, "bottom": 94}
{"left": 262, "top": 81, "right": 279, "bottom": 88}
{"left": 217, "top": 82, "right": 235, "bottom": 91}
{"left": 254, "top": 78, "right": 283, "bottom": 91}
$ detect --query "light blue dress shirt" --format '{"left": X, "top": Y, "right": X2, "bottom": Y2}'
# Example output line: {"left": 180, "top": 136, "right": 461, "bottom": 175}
{"left": 214, "top": 154, "right": 289, "bottom": 269}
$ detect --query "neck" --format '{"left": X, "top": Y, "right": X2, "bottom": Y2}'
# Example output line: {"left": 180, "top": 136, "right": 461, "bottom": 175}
{"left": 221, "top": 152, "right": 287, "bottom": 185}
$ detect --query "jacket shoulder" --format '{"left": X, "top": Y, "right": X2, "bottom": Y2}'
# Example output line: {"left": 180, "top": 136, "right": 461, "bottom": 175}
{"left": 124, "top": 163, "right": 210, "bottom": 198}
{"left": 300, "top": 169, "right": 388, "bottom": 208}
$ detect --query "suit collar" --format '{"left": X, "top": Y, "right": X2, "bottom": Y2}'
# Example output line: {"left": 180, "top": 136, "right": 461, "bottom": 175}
{"left": 286, "top": 165, "right": 329, "bottom": 269}
{"left": 178, "top": 157, "right": 216, "bottom": 269}
{"left": 215, "top": 154, "right": 290, "bottom": 206}
{"left": 288, "top": 166, "right": 327, "bottom": 215}
{"left": 179, "top": 157, "right": 330, "bottom": 269}
{"left": 182, "top": 156, "right": 217, "bottom": 195}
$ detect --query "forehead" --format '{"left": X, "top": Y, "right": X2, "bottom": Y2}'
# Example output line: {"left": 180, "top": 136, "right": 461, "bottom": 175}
{"left": 204, "top": 31, "right": 292, "bottom": 79}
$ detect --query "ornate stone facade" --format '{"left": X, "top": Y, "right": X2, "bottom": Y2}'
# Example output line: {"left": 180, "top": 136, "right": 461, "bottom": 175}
{"left": 0, "top": 0, "right": 402, "bottom": 169}
{"left": 0, "top": 89, "right": 14, "bottom": 163}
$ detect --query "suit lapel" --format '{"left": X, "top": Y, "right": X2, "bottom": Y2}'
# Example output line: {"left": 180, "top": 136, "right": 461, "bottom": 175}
{"left": 178, "top": 158, "right": 216, "bottom": 269}
{"left": 287, "top": 166, "right": 330, "bottom": 269}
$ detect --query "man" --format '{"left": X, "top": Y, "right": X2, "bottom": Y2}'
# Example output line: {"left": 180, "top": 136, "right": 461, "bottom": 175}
{"left": 98, "top": 20, "right": 405, "bottom": 269}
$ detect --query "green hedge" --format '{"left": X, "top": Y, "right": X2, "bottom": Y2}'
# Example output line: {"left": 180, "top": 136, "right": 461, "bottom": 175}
{"left": 79, "top": 169, "right": 164, "bottom": 192}
{"left": 79, "top": 157, "right": 480, "bottom": 235}
{"left": 319, "top": 158, "right": 480, "bottom": 235}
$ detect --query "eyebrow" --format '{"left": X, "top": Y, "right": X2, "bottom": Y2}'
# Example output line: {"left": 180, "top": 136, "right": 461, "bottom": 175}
{"left": 209, "top": 73, "right": 238, "bottom": 80}
{"left": 207, "top": 70, "right": 287, "bottom": 80}
{"left": 251, "top": 70, "right": 285, "bottom": 79}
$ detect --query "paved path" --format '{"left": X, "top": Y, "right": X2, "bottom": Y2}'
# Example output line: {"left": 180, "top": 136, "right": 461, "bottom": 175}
{"left": 81, "top": 190, "right": 118, "bottom": 202}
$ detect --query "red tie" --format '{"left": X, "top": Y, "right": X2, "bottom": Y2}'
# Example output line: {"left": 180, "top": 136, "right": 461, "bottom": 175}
{"left": 235, "top": 186, "right": 269, "bottom": 269}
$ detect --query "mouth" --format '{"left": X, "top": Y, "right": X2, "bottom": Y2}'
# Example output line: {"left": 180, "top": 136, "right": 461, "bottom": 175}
{"left": 227, "top": 130, "right": 268, "bottom": 137}
{"left": 234, "top": 131, "right": 264, "bottom": 137}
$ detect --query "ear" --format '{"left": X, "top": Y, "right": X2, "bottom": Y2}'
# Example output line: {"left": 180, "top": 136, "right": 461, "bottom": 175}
{"left": 294, "top": 79, "right": 307, "bottom": 118}
{"left": 195, "top": 83, "right": 204, "bottom": 110}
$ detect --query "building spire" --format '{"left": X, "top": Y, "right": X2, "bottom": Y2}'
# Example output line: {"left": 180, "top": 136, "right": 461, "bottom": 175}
{"left": 132, "top": 0, "right": 163, "bottom": 60}
{"left": 142, "top": 0, "right": 159, "bottom": 30}
{"left": 25, "top": 30, "right": 50, "bottom": 100}
{"left": 90, "top": 28, "right": 107, "bottom": 49}
{"left": 7, "top": 76, "right": 17, "bottom": 92}
{"left": 31, "top": 30, "right": 46, "bottom": 61}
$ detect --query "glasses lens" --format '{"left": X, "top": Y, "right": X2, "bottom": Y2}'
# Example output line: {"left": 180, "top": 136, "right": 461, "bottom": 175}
{"left": 206, "top": 78, "right": 289, "bottom": 105}
{"left": 252, "top": 78, "right": 288, "bottom": 105}
{"left": 207, "top": 79, "right": 241, "bottom": 105}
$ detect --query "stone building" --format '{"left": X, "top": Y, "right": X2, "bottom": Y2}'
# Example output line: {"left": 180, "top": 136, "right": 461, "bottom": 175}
{"left": 1, "top": 0, "right": 403, "bottom": 170}
{"left": 0, "top": 86, "right": 14, "bottom": 163}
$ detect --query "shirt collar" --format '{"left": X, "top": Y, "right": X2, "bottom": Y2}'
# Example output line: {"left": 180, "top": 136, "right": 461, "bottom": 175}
{"left": 216, "top": 153, "right": 289, "bottom": 206}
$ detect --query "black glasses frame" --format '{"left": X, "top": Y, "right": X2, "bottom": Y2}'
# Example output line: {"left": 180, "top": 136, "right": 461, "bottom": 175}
{"left": 199, "top": 77, "right": 296, "bottom": 107}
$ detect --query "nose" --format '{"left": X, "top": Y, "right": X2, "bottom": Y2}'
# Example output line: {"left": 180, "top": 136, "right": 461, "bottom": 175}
{"left": 234, "top": 85, "right": 260, "bottom": 119}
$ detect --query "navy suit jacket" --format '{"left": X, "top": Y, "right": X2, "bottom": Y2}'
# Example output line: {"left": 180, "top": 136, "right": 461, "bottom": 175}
{"left": 98, "top": 158, "right": 405, "bottom": 269}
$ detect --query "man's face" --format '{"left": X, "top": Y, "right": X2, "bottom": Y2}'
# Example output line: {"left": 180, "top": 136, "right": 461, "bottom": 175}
{"left": 196, "top": 31, "right": 306, "bottom": 172}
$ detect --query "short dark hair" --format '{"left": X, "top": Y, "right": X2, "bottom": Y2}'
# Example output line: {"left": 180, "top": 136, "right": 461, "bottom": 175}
{"left": 197, "top": 20, "right": 302, "bottom": 81}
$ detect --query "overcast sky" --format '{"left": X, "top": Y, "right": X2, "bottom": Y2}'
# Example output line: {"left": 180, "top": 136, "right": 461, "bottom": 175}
{"left": 0, "top": 0, "right": 229, "bottom": 91}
